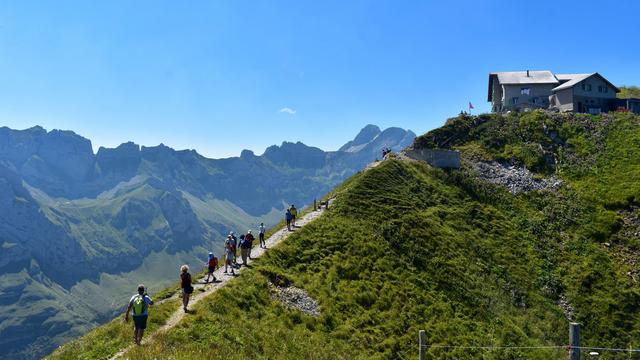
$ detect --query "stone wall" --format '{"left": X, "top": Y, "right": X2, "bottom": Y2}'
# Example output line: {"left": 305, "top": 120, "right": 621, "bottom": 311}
{"left": 404, "top": 148, "right": 461, "bottom": 169}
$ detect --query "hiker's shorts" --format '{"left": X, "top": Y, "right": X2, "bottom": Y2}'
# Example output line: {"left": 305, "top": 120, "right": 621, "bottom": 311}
{"left": 133, "top": 315, "right": 148, "bottom": 330}
{"left": 208, "top": 266, "right": 216, "bottom": 274}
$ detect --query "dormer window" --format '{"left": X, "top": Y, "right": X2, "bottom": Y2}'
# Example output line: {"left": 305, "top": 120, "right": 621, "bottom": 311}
{"left": 521, "top": 88, "right": 530, "bottom": 95}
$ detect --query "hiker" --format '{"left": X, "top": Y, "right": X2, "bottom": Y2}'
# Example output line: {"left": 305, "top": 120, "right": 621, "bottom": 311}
{"left": 259, "top": 222, "right": 266, "bottom": 248}
{"left": 289, "top": 204, "right": 298, "bottom": 227}
{"left": 229, "top": 231, "right": 238, "bottom": 264}
{"left": 224, "top": 235, "right": 235, "bottom": 275}
{"left": 204, "top": 252, "right": 218, "bottom": 283}
{"left": 245, "top": 230, "right": 255, "bottom": 259}
{"left": 125, "top": 284, "right": 154, "bottom": 345}
{"left": 239, "top": 234, "right": 250, "bottom": 265}
{"left": 285, "top": 209, "right": 293, "bottom": 231}
{"left": 180, "top": 265, "right": 193, "bottom": 313}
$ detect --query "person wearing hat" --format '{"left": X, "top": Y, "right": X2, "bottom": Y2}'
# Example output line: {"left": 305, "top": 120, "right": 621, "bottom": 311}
{"left": 224, "top": 235, "right": 236, "bottom": 275}
{"left": 204, "top": 252, "right": 218, "bottom": 283}
{"left": 239, "top": 234, "right": 249, "bottom": 265}
{"left": 125, "top": 284, "right": 154, "bottom": 345}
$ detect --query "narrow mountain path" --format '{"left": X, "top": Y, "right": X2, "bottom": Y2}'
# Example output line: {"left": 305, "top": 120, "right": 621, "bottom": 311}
{"left": 109, "top": 202, "right": 332, "bottom": 360}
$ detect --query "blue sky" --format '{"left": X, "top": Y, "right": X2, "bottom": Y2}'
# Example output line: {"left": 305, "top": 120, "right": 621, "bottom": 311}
{"left": 0, "top": 1, "right": 638, "bottom": 158}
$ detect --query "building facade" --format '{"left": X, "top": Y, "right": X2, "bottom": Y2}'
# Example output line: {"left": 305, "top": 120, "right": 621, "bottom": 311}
{"left": 488, "top": 70, "right": 636, "bottom": 114}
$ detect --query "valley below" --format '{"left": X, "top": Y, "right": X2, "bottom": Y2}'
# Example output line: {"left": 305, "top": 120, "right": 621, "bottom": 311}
{"left": 0, "top": 124, "right": 414, "bottom": 359}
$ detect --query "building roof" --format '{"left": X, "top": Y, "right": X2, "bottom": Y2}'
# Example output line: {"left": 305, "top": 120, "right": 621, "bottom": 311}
{"left": 493, "top": 70, "right": 559, "bottom": 85}
{"left": 488, "top": 70, "right": 559, "bottom": 101}
{"left": 552, "top": 72, "right": 620, "bottom": 93}
{"left": 555, "top": 74, "right": 582, "bottom": 82}
{"left": 552, "top": 73, "right": 595, "bottom": 91}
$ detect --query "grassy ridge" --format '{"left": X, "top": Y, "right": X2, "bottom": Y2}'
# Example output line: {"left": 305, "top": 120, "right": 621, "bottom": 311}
{"left": 50, "top": 111, "right": 640, "bottom": 359}
{"left": 113, "top": 159, "right": 571, "bottom": 359}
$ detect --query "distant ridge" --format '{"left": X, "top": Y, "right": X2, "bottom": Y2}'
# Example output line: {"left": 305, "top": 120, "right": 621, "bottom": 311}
{"left": 0, "top": 123, "right": 415, "bottom": 360}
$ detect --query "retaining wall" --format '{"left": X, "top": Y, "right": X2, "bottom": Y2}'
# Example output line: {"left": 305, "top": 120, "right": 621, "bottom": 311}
{"left": 405, "top": 148, "right": 461, "bottom": 169}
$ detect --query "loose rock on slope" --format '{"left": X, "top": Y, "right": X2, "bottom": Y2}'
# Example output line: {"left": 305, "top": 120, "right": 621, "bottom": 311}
{"left": 469, "top": 161, "right": 562, "bottom": 194}
{"left": 269, "top": 282, "right": 320, "bottom": 317}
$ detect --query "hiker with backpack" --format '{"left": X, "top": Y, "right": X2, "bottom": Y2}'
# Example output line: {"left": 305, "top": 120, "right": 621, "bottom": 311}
{"left": 125, "top": 284, "right": 154, "bottom": 345}
{"left": 239, "top": 234, "right": 250, "bottom": 265}
{"left": 259, "top": 222, "right": 266, "bottom": 248}
{"left": 229, "top": 231, "right": 238, "bottom": 265}
{"left": 289, "top": 205, "right": 298, "bottom": 227}
{"left": 204, "top": 252, "right": 218, "bottom": 283}
{"left": 245, "top": 230, "right": 255, "bottom": 259}
{"left": 285, "top": 209, "right": 293, "bottom": 231}
{"left": 224, "top": 235, "right": 236, "bottom": 275}
{"left": 180, "top": 265, "right": 193, "bottom": 313}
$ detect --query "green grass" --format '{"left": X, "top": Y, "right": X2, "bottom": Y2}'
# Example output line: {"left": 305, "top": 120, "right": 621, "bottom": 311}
{"left": 47, "top": 298, "right": 180, "bottom": 360}
{"left": 113, "top": 160, "right": 569, "bottom": 359}
{"left": 52, "top": 111, "right": 640, "bottom": 359}
{"left": 618, "top": 85, "right": 640, "bottom": 99}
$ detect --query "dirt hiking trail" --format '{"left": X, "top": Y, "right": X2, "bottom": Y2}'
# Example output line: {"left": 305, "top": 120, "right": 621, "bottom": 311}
{"left": 109, "top": 201, "right": 332, "bottom": 360}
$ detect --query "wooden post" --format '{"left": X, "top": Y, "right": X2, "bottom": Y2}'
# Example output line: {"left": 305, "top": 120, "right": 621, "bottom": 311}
{"left": 569, "top": 323, "right": 580, "bottom": 360}
{"left": 313, "top": 199, "right": 317, "bottom": 211}
{"left": 419, "top": 330, "right": 426, "bottom": 360}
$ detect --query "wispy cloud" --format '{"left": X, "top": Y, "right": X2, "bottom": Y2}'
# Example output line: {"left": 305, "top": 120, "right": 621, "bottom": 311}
{"left": 279, "top": 107, "right": 296, "bottom": 115}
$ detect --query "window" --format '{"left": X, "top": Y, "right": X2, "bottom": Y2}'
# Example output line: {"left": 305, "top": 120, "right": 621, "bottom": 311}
{"left": 586, "top": 84, "right": 592, "bottom": 91}
{"left": 598, "top": 85, "right": 603, "bottom": 93}
{"left": 604, "top": 87, "right": 609, "bottom": 93}
{"left": 531, "top": 97, "right": 538, "bottom": 104}
{"left": 521, "top": 87, "right": 530, "bottom": 95}
{"left": 581, "top": 83, "right": 585, "bottom": 91}
{"left": 511, "top": 97, "right": 519, "bottom": 105}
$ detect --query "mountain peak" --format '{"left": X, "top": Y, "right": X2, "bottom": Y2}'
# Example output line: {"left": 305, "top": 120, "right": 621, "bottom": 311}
{"left": 354, "top": 124, "right": 381, "bottom": 144}
{"left": 339, "top": 125, "right": 382, "bottom": 152}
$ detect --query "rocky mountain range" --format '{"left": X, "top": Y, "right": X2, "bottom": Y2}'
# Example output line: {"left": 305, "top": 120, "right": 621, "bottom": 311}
{"left": 0, "top": 124, "right": 415, "bottom": 359}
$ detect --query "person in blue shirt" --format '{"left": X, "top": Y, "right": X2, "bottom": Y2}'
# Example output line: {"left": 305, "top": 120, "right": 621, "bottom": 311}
{"left": 285, "top": 209, "right": 293, "bottom": 231}
{"left": 125, "top": 284, "right": 154, "bottom": 345}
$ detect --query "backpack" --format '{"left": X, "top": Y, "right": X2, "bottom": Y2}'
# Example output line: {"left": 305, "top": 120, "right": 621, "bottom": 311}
{"left": 132, "top": 294, "right": 146, "bottom": 316}
{"left": 208, "top": 257, "right": 218, "bottom": 267}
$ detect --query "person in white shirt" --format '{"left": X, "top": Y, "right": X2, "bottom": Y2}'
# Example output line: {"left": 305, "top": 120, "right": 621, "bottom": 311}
{"left": 259, "top": 222, "right": 266, "bottom": 248}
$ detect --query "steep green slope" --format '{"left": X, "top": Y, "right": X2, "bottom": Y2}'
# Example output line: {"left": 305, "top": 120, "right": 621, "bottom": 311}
{"left": 50, "top": 111, "right": 640, "bottom": 359}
